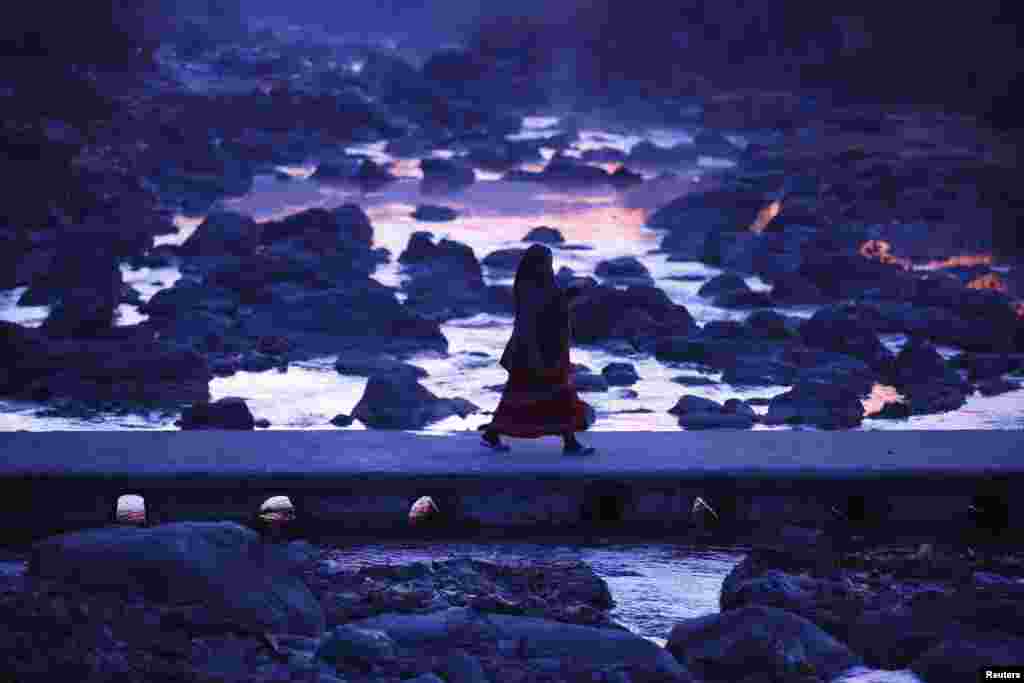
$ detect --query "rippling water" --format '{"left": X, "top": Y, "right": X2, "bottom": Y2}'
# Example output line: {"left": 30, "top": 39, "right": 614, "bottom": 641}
{"left": 1, "top": 119, "right": 1021, "bottom": 433}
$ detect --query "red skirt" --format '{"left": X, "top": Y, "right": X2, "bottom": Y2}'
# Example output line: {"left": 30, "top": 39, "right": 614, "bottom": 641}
{"left": 487, "top": 353, "right": 591, "bottom": 438}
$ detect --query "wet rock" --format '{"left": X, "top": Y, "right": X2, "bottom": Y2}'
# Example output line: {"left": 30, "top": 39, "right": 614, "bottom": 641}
{"left": 713, "top": 288, "right": 775, "bottom": 309}
{"left": 671, "top": 375, "right": 717, "bottom": 386}
{"left": 441, "top": 650, "right": 491, "bottom": 683}
{"left": 694, "top": 129, "right": 739, "bottom": 157}
{"left": 800, "top": 308, "right": 894, "bottom": 371}
{"left": 572, "top": 370, "right": 609, "bottom": 393}
{"left": 721, "top": 359, "right": 798, "bottom": 387}
{"left": 698, "top": 273, "right": 749, "bottom": 299}
{"left": 351, "top": 608, "right": 693, "bottom": 682}
{"left": 888, "top": 337, "right": 954, "bottom": 387}
{"left": 911, "top": 633, "right": 1024, "bottom": 683}
{"left": 745, "top": 310, "right": 796, "bottom": 340}
{"left": 764, "top": 381, "right": 865, "bottom": 429}
{"left": 29, "top": 522, "right": 324, "bottom": 636}
{"left": 352, "top": 374, "right": 478, "bottom": 429}
{"left": 523, "top": 226, "right": 565, "bottom": 244}
{"left": 317, "top": 624, "right": 396, "bottom": 671}
{"left": 334, "top": 351, "right": 427, "bottom": 380}
{"left": 178, "top": 396, "right": 256, "bottom": 430}
{"left": 723, "top": 399, "right": 757, "bottom": 418}
{"left": 412, "top": 204, "right": 458, "bottom": 222}
{"left": 952, "top": 353, "right": 1024, "bottom": 380}
{"left": 481, "top": 248, "right": 526, "bottom": 271}
{"left": 540, "top": 154, "right": 610, "bottom": 186}
{"left": 601, "top": 362, "right": 640, "bottom": 386}
{"left": 628, "top": 140, "right": 698, "bottom": 167}
{"left": 866, "top": 401, "right": 912, "bottom": 419}
{"left": 259, "top": 204, "right": 374, "bottom": 249}
{"left": 581, "top": 147, "right": 627, "bottom": 163}
{"left": 594, "top": 257, "right": 653, "bottom": 283}
{"left": 903, "top": 380, "right": 971, "bottom": 416}
{"left": 667, "top": 605, "right": 861, "bottom": 683}
{"left": 330, "top": 414, "right": 354, "bottom": 427}
{"left": 420, "top": 158, "right": 475, "bottom": 193}
{"left": 669, "top": 395, "right": 723, "bottom": 416}
{"left": 770, "top": 273, "right": 829, "bottom": 304}
{"left": 571, "top": 284, "right": 696, "bottom": 344}
{"left": 609, "top": 166, "right": 644, "bottom": 188}
{"left": 181, "top": 211, "right": 261, "bottom": 257}
{"left": 679, "top": 411, "right": 756, "bottom": 429}
{"left": 977, "top": 377, "right": 1020, "bottom": 396}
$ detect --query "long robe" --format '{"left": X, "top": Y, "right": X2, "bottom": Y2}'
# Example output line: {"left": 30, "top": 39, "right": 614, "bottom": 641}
{"left": 490, "top": 284, "right": 591, "bottom": 437}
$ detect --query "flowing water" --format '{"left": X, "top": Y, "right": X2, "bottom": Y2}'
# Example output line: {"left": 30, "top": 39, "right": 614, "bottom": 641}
{"left": 2, "top": 116, "right": 1021, "bottom": 432}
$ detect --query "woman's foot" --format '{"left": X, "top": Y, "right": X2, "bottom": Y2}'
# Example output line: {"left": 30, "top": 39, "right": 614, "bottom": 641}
{"left": 562, "top": 434, "right": 595, "bottom": 456}
{"left": 481, "top": 430, "right": 510, "bottom": 452}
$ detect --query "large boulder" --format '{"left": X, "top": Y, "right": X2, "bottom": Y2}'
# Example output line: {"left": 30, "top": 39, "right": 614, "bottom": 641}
{"left": 180, "top": 211, "right": 261, "bottom": 256}
{"left": 911, "top": 633, "right": 1024, "bottom": 683}
{"left": 571, "top": 285, "right": 696, "bottom": 344}
{"left": 764, "top": 381, "right": 865, "bottom": 429}
{"left": 178, "top": 396, "right": 256, "bottom": 430}
{"left": 351, "top": 608, "right": 694, "bottom": 682}
{"left": 667, "top": 605, "right": 861, "bottom": 683}
{"left": 334, "top": 351, "right": 427, "bottom": 381}
{"left": 352, "top": 374, "right": 478, "bottom": 429}
{"left": 412, "top": 204, "right": 458, "bottom": 222}
{"left": 259, "top": 205, "right": 374, "bottom": 249}
{"left": 594, "top": 256, "right": 653, "bottom": 283}
{"left": 420, "top": 158, "right": 475, "bottom": 193}
{"left": 697, "top": 273, "right": 750, "bottom": 299}
{"left": 28, "top": 522, "right": 324, "bottom": 636}
{"left": 601, "top": 362, "right": 640, "bottom": 386}
{"left": 799, "top": 307, "right": 895, "bottom": 371}
{"left": 523, "top": 226, "right": 565, "bottom": 244}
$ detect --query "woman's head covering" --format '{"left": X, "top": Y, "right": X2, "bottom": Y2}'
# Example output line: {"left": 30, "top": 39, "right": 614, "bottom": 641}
{"left": 513, "top": 244, "right": 557, "bottom": 301}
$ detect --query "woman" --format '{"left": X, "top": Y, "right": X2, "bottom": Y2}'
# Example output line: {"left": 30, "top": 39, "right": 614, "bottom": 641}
{"left": 481, "top": 244, "right": 595, "bottom": 455}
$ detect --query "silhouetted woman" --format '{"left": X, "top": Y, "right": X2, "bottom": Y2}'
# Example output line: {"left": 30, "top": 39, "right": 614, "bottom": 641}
{"left": 481, "top": 244, "right": 595, "bottom": 455}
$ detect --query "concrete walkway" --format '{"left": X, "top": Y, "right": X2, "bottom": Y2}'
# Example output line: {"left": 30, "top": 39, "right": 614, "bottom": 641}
{"left": 1, "top": 430, "right": 1021, "bottom": 483}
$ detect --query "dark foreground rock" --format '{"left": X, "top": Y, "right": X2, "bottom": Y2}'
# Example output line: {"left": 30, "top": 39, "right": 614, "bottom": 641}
{"left": 667, "top": 605, "right": 861, "bottom": 683}
{"left": 29, "top": 522, "right": 324, "bottom": 636}
{"left": 177, "top": 396, "right": 257, "bottom": 430}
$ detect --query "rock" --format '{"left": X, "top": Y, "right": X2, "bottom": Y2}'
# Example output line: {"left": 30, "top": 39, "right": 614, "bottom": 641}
{"left": 420, "top": 158, "right": 475, "bottom": 193}
{"left": 351, "top": 608, "right": 694, "bottom": 682}
{"left": 628, "top": 140, "right": 698, "bottom": 166}
{"left": 903, "top": 380, "right": 971, "bottom": 416}
{"left": 601, "top": 362, "right": 640, "bottom": 386}
{"left": 317, "top": 624, "right": 397, "bottom": 672}
{"left": 745, "top": 310, "right": 795, "bottom": 339}
{"left": 330, "top": 414, "right": 354, "bottom": 427}
{"left": 581, "top": 147, "right": 627, "bottom": 164}
{"left": 764, "top": 381, "right": 865, "bottom": 429}
{"left": 800, "top": 308, "right": 895, "bottom": 371}
{"left": 609, "top": 166, "right": 644, "bottom": 188}
{"left": 412, "top": 205, "right": 458, "bottom": 222}
{"left": 259, "top": 205, "right": 374, "bottom": 249}
{"left": 541, "top": 155, "right": 610, "bottom": 186}
{"left": 977, "top": 377, "right": 1021, "bottom": 396}
{"left": 723, "top": 398, "right": 757, "bottom": 418}
{"left": 334, "top": 351, "right": 427, "bottom": 380}
{"left": 178, "top": 397, "right": 256, "bottom": 430}
{"left": 770, "top": 273, "right": 829, "bottom": 304}
{"left": 668, "top": 395, "right": 723, "bottom": 415}
{"left": 181, "top": 211, "right": 261, "bottom": 256}
{"left": 481, "top": 248, "right": 527, "bottom": 271}
{"left": 698, "top": 273, "right": 750, "bottom": 299}
{"left": 573, "top": 371, "right": 610, "bottom": 393}
{"left": 911, "top": 633, "right": 1024, "bottom": 683}
{"left": 594, "top": 257, "right": 653, "bottom": 283}
{"left": 721, "top": 359, "right": 798, "bottom": 387}
{"left": 352, "top": 375, "right": 478, "bottom": 429}
{"left": 713, "top": 289, "right": 774, "bottom": 309}
{"left": 523, "top": 226, "right": 565, "bottom": 244}
{"left": 866, "top": 401, "right": 912, "bottom": 419}
{"left": 441, "top": 650, "right": 491, "bottom": 683}
{"left": 694, "top": 129, "right": 739, "bottom": 157}
{"left": 667, "top": 605, "right": 861, "bottom": 683}
{"left": 571, "top": 285, "right": 696, "bottom": 344}
{"left": 671, "top": 375, "right": 717, "bottom": 386}
{"left": 889, "top": 337, "right": 951, "bottom": 387}
{"left": 29, "top": 522, "right": 324, "bottom": 636}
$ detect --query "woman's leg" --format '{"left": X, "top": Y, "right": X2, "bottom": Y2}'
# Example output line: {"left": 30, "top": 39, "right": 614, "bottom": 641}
{"left": 562, "top": 431, "right": 594, "bottom": 455}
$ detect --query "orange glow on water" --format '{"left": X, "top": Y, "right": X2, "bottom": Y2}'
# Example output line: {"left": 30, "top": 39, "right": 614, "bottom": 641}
{"left": 966, "top": 273, "right": 1007, "bottom": 292}
{"left": 749, "top": 200, "right": 781, "bottom": 233}
{"left": 859, "top": 240, "right": 911, "bottom": 268}
{"left": 915, "top": 254, "right": 993, "bottom": 270}
{"left": 861, "top": 383, "right": 905, "bottom": 416}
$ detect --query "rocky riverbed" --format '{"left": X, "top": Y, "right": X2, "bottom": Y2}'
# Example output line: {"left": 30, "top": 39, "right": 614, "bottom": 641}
{"left": 1, "top": 520, "right": 1021, "bottom": 683}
